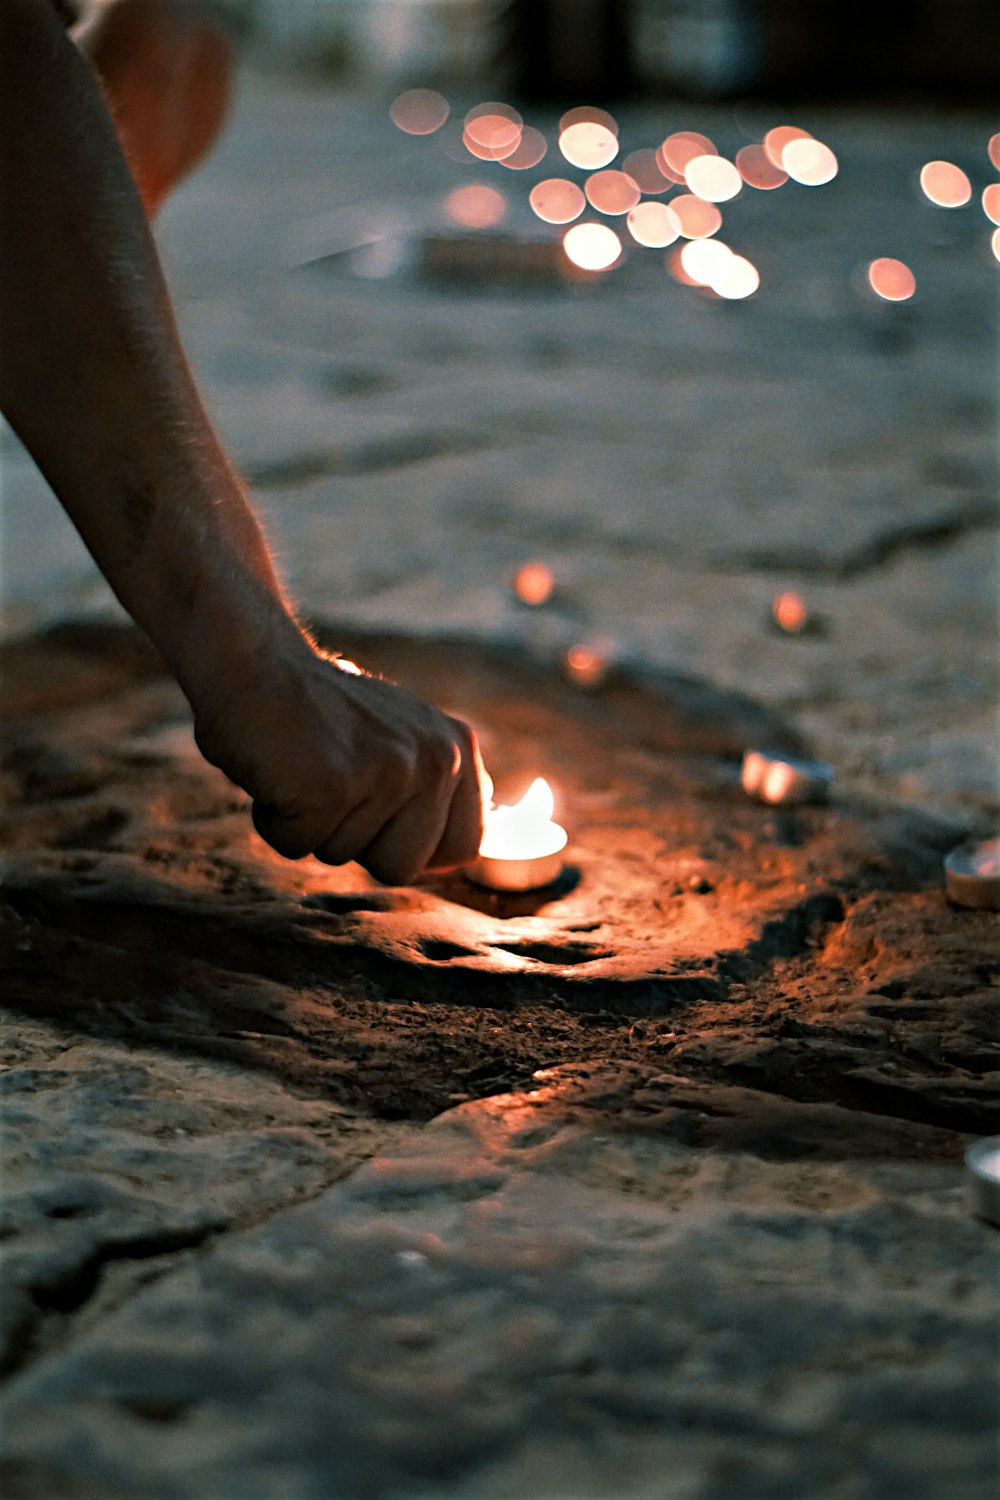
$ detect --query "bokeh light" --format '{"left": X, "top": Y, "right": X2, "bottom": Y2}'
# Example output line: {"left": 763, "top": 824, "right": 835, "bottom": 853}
{"left": 684, "top": 154, "right": 742, "bottom": 202}
{"left": 736, "top": 144, "right": 787, "bottom": 190}
{"left": 559, "top": 105, "right": 619, "bottom": 136}
{"left": 499, "top": 126, "right": 547, "bottom": 171}
{"left": 585, "top": 169, "right": 641, "bottom": 215}
{"left": 659, "top": 131, "right": 717, "bottom": 183}
{"left": 772, "top": 591, "right": 809, "bottom": 634}
{"left": 564, "top": 642, "right": 609, "bottom": 688}
{"left": 667, "top": 245, "right": 700, "bottom": 286}
{"left": 990, "top": 134, "right": 1000, "bottom": 172}
{"left": 559, "top": 122, "right": 619, "bottom": 170}
{"left": 529, "top": 177, "right": 586, "bottom": 224}
{"left": 713, "top": 254, "right": 760, "bottom": 300}
{"left": 563, "top": 222, "right": 622, "bottom": 272}
{"left": 622, "top": 148, "right": 670, "bottom": 195}
{"left": 782, "top": 138, "right": 838, "bottom": 186}
{"left": 443, "top": 184, "right": 508, "bottom": 229}
{"left": 680, "top": 238, "right": 732, "bottom": 284}
{"left": 981, "top": 183, "right": 1000, "bottom": 225}
{"left": 992, "top": 227, "right": 1000, "bottom": 262}
{"left": 626, "top": 200, "right": 681, "bottom": 247}
{"left": 763, "top": 126, "right": 811, "bottom": 168}
{"left": 670, "top": 194, "right": 723, "bottom": 239}
{"left": 464, "top": 102, "right": 522, "bottom": 152}
{"left": 389, "top": 88, "right": 449, "bottom": 135}
{"left": 513, "top": 562, "right": 554, "bottom": 606}
{"left": 868, "top": 257, "right": 916, "bottom": 301}
{"left": 919, "top": 160, "right": 972, "bottom": 207}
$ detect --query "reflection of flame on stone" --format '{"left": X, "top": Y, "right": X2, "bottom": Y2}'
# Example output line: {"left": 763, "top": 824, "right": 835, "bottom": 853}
{"left": 585, "top": 169, "right": 641, "bottom": 215}
{"left": 563, "top": 222, "right": 622, "bottom": 272}
{"left": 685, "top": 154, "right": 742, "bottom": 203}
{"left": 920, "top": 160, "right": 972, "bottom": 208}
{"left": 529, "top": 177, "right": 586, "bottom": 225}
{"left": 389, "top": 88, "right": 449, "bottom": 135}
{"left": 868, "top": 257, "right": 916, "bottom": 301}
{"left": 783, "top": 138, "right": 838, "bottom": 186}
{"left": 627, "top": 201, "right": 681, "bottom": 248}
{"left": 559, "top": 122, "right": 619, "bottom": 171}
{"left": 443, "top": 184, "right": 508, "bottom": 229}
{"left": 512, "top": 562, "right": 554, "bottom": 607}
{"left": 736, "top": 144, "right": 787, "bottom": 190}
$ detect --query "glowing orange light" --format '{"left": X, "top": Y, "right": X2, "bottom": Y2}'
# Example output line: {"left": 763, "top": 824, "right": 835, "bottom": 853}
{"left": 920, "top": 160, "right": 972, "bottom": 208}
{"left": 498, "top": 126, "right": 547, "bottom": 171}
{"left": 563, "top": 222, "right": 622, "bottom": 271}
{"left": 782, "top": 138, "right": 838, "bottom": 186}
{"left": 660, "top": 131, "right": 717, "bottom": 182}
{"left": 559, "top": 105, "right": 619, "bottom": 136}
{"left": 529, "top": 177, "right": 586, "bottom": 225}
{"left": 670, "top": 194, "right": 723, "bottom": 239}
{"left": 513, "top": 562, "right": 554, "bottom": 606}
{"left": 559, "top": 121, "right": 619, "bottom": 170}
{"left": 585, "top": 169, "right": 641, "bottom": 215}
{"left": 990, "top": 134, "right": 1000, "bottom": 172}
{"left": 464, "top": 102, "right": 522, "bottom": 152}
{"left": 622, "top": 148, "right": 670, "bottom": 195}
{"left": 772, "top": 591, "right": 809, "bottom": 634}
{"left": 763, "top": 126, "right": 811, "bottom": 168}
{"left": 442, "top": 184, "right": 508, "bottom": 229}
{"left": 992, "top": 227, "right": 1000, "bottom": 262}
{"left": 982, "top": 183, "right": 1000, "bottom": 225}
{"left": 479, "top": 777, "right": 567, "bottom": 862}
{"left": 389, "top": 88, "right": 449, "bottom": 135}
{"left": 868, "top": 257, "right": 916, "bottom": 301}
{"left": 627, "top": 200, "right": 681, "bottom": 248}
{"left": 736, "top": 144, "right": 787, "bottom": 190}
{"left": 564, "top": 643, "right": 608, "bottom": 688}
{"left": 684, "top": 154, "right": 742, "bottom": 202}
{"left": 667, "top": 245, "right": 700, "bottom": 286}
{"left": 332, "top": 655, "right": 363, "bottom": 675}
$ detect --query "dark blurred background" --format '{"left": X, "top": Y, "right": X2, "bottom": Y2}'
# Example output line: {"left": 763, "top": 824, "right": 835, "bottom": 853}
{"left": 231, "top": 0, "right": 1000, "bottom": 103}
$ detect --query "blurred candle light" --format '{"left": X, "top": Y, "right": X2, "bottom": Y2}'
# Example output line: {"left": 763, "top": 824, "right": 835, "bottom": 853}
{"left": 659, "top": 131, "right": 717, "bottom": 184}
{"left": 763, "top": 125, "right": 811, "bottom": 168}
{"left": 564, "top": 642, "right": 610, "bottom": 689}
{"left": 530, "top": 177, "right": 586, "bottom": 224}
{"left": 443, "top": 184, "right": 508, "bottom": 229}
{"left": 389, "top": 88, "right": 449, "bottom": 135}
{"left": 499, "top": 126, "right": 547, "bottom": 170}
{"left": 560, "top": 104, "right": 619, "bottom": 136}
{"left": 868, "top": 257, "right": 916, "bottom": 301}
{"left": 563, "top": 222, "right": 622, "bottom": 271}
{"left": 559, "top": 122, "right": 619, "bottom": 170}
{"left": 627, "top": 200, "right": 681, "bottom": 247}
{"left": 684, "top": 154, "right": 742, "bottom": 202}
{"left": 919, "top": 160, "right": 972, "bottom": 207}
{"left": 981, "top": 183, "right": 1000, "bottom": 226}
{"left": 670, "top": 194, "right": 723, "bottom": 239}
{"left": 782, "top": 138, "right": 838, "bottom": 186}
{"left": 586, "top": 169, "right": 641, "bottom": 215}
{"left": 736, "top": 144, "right": 787, "bottom": 190}
{"left": 512, "top": 561, "right": 554, "bottom": 606}
{"left": 772, "top": 591, "right": 809, "bottom": 634}
{"left": 989, "top": 133, "right": 1000, "bottom": 172}
{"left": 622, "top": 148, "right": 671, "bottom": 194}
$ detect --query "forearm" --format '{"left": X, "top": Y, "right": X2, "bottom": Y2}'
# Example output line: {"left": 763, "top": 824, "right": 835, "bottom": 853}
{"left": 0, "top": 0, "right": 302, "bottom": 704}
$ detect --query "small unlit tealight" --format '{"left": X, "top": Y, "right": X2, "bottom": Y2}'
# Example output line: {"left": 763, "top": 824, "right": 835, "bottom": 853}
{"left": 742, "top": 749, "right": 834, "bottom": 806}
{"left": 944, "top": 838, "right": 1000, "bottom": 911}
{"left": 965, "top": 1137, "right": 1000, "bottom": 1227}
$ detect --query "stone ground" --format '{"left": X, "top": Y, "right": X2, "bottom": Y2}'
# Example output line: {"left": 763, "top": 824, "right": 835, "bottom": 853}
{"left": 1, "top": 59, "right": 999, "bottom": 1500}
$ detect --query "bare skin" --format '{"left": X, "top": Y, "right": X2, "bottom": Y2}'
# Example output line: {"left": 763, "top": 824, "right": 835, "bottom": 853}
{"left": 0, "top": 0, "right": 485, "bottom": 884}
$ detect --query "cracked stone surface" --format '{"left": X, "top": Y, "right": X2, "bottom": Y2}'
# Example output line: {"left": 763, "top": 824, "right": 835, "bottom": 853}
{"left": 2, "top": 624, "right": 998, "bottom": 1499}
{"left": 1, "top": 60, "right": 998, "bottom": 1500}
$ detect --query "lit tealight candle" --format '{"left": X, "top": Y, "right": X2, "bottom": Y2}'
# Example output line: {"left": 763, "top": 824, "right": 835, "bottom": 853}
{"left": 944, "top": 838, "right": 1000, "bottom": 911}
{"left": 467, "top": 776, "right": 568, "bottom": 891}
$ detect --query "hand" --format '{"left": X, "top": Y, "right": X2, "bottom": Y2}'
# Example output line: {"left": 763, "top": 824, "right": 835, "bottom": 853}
{"left": 191, "top": 638, "right": 486, "bottom": 885}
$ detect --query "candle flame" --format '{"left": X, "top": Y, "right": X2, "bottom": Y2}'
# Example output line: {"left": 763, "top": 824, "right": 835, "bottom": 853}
{"left": 479, "top": 776, "right": 567, "bottom": 861}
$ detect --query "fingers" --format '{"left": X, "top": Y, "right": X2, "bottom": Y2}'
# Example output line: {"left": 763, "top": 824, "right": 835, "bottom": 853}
{"left": 423, "top": 718, "right": 486, "bottom": 872}
{"left": 355, "top": 790, "right": 452, "bottom": 887}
